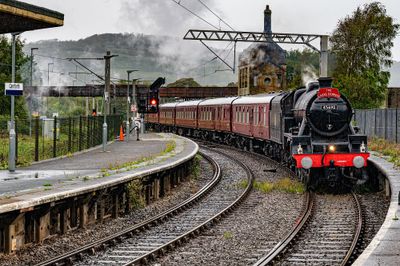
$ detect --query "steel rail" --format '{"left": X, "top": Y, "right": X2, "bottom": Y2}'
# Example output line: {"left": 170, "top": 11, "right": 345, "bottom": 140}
{"left": 254, "top": 191, "right": 314, "bottom": 266}
{"left": 36, "top": 151, "right": 221, "bottom": 266}
{"left": 122, "top": 147, "right": 255, "bottom": 265}
{"left": 340, "top": 192, "right": 364, "bottom": 266}
{"left": 255, "top": 191, "right": 363, "bottom": 266}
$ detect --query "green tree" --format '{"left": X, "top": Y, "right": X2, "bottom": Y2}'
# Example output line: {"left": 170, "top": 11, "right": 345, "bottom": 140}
{"left": 167, "top": 78, "right": 201, "bottom": 87}
{"left": 331, "top": 2, "right": 399, "bottom": 108}
{"left": 286, "top": 49, "right": 319, "bottom": 88}
{"left": 0, "top": 35, "right": 29, "bottom": 118}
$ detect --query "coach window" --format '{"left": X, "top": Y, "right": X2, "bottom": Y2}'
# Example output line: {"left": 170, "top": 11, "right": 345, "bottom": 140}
{"left": 264, "top": 107, "right": 267, "bottom": 126}
{"left": 255, "top": 107, "right": 258, "bottom": 125}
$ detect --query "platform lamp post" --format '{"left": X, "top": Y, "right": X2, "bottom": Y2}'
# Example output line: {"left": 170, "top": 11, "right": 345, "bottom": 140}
{"left": 126, "top": 70, "right": 138, "bottom": 142}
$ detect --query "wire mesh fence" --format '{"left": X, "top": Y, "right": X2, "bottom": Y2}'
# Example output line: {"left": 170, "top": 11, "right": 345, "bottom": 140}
{"left": 354, "top": 108, "right": 400, "bottom": 143}
{"left": 0, "top": 115, "right": 123, "bottom": 169}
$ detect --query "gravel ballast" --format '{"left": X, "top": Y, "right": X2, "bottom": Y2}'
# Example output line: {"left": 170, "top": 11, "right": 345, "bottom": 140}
{"left": 156, "top": 145, "right": 304, "bottom": 265}
{"left": 0, "top": 157, "right": 214, "bottom": 266}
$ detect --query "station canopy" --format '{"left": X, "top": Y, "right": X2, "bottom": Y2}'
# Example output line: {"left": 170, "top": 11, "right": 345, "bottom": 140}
{"left": 0, "top": 0, "right": 63, "bottom": 34}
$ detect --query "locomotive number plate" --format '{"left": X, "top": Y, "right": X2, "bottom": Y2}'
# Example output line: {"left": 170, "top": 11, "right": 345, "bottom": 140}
{"left": 322, "top": 105, "right": 337, "bottom": 110}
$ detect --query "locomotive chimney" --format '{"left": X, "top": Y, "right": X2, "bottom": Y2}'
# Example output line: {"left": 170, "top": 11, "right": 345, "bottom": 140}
{"left": 318, "top": 77, "right": 333, "bottom": 88}
{"left": 264, "top": 5, "right": 272, "bottom": 34}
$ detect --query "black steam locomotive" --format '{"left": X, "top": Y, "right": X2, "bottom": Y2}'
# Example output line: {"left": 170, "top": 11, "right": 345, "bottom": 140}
{"left": 279, "top": 77, "right": 369, "bottom": 189}
{"left": 147, "top": 77, "right": 369, "bottom": 190}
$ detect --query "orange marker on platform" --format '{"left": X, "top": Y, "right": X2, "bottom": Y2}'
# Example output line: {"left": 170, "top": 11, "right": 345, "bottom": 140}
{"left": 119, "top": 125, "right": 124, "bottom": 141}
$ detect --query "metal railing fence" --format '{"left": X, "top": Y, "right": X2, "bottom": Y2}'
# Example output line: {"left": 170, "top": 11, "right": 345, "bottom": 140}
{"left": 0, "top": 115, "right": 123, "bottom": 168}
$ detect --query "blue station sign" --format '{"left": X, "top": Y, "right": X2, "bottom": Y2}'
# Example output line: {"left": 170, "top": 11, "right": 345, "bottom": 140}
{"left": 5, "top": 83, "right": 23, "bottom": 96}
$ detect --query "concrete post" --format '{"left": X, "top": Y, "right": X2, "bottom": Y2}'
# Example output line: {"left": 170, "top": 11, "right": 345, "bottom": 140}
{"left": 70, "top": 200, "right": 78, "bottom": 228}
{"left": 60, "top": 208, "right": 68, "bottom": 235}
{"left": 79, "top": 203, "right": 88, "bottom": 229}
{"left": 320, "top": 35, "right": 329, "bottom": 77}
{"left": 35, "top": 211, "right": 50, "bottom": 243}
{"left": 112, "top": 193, "right": 119, "bottom": 219}
{"left": 5, "top": 224, "right": 16, "bottom": 253}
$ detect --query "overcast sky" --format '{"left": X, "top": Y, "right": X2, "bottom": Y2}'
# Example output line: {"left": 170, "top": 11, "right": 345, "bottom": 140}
{"left": 21, "top": 0, "right": 400, "bottom": 61}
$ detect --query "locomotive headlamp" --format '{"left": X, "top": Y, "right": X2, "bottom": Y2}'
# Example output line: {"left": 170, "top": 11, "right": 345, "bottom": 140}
{"left": 353, "top": 156, "right": 365, "bottom": 168}
{"left": 301, "top": 157, "right": 313, "bottom": 169}
{"left": 360, "top": 141, "right": 366, "bottom": 153}
{"left": 297, "top": 144, "right": 303, "bottom": 154}
{"left": 328, "top": 145, "right": 336, "bottom": 153}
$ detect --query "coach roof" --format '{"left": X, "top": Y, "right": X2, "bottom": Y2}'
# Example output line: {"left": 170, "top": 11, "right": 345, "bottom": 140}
{"left": 199, "top": 97, "right": 239, "bottom": 106}
{"left": 232, "top": 93, "right": 280, "bottom": 105}
{"left": 176, "top": 100, "right": 204, "bottom": 107}
{"left": 159, "top": 102, "right": 179, "bottom": 108}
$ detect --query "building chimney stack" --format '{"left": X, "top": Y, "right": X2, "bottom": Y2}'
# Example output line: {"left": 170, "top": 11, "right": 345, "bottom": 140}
{"left": 264, "top": 5, "right": 272, "bottom": 33}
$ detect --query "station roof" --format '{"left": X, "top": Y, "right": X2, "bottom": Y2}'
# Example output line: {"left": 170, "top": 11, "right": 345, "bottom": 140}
{"left": 0, "top": 0, "right": 64, "bottom": 34}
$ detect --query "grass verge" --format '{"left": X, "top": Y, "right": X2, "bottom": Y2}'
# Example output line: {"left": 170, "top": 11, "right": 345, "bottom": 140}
{"left": 368, "top": 137, "right": 400, "bottom": 167}
{"left": 238, "top": 177, "right": 305, "bottom": 194}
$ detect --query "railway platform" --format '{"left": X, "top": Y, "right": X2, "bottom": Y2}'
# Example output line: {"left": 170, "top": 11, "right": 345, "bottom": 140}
{"left": 0, "top": 133, "right": 198, "bottom": 253}
{"left": 355, "top": 154, "right": 400, "bottom": 265}
{"left": 0, "top": 133, "right": 186, "bottom": 198}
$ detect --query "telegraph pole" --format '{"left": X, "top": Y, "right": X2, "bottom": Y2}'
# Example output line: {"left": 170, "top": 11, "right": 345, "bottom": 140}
{"left": 30, "top": 47, "right": 38, "bottom": 86}
{"left": 47, "top": 62, "right": 53, "bottom": 85}
{"left": 29, "top": 47, "right": 38, "bottom": 137}
{"left": 102, "top": 51, "right": 118, "bottom": 151}
{"left": 126, "top": 70, "right": 138, "bottom": 142}
{"left": 104, "top": 51, "right": 111, "bottom": 115}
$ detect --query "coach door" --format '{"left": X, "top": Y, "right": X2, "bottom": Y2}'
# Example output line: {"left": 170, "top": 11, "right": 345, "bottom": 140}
{"left": 249, "top": 106, "right": 254, "bottom": 136}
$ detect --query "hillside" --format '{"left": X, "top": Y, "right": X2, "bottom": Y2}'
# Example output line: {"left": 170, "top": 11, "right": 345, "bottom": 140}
{"left": 23, "top": 33, "right": 400, "bottom": 88}
{"left": 23, "top": 33, "right": 236, "bottom": 87}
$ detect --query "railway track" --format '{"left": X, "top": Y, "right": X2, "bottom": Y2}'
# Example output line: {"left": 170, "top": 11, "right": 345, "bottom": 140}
{"left": 36, "top": 148, "right": 254, "bottom": 266}
{"left": 255, "top": 192, "right": 363, "bottom": 266}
